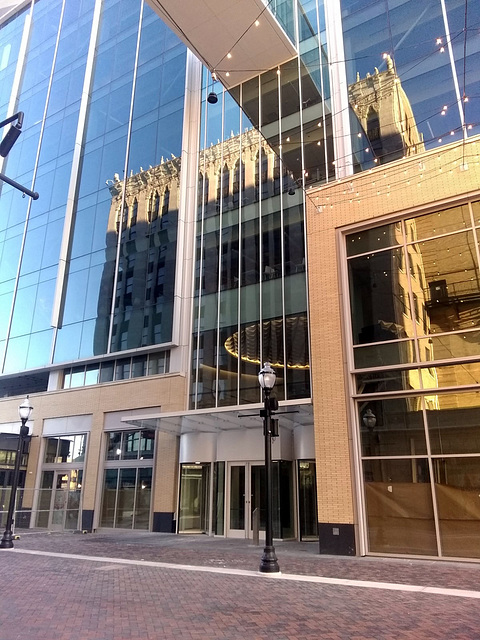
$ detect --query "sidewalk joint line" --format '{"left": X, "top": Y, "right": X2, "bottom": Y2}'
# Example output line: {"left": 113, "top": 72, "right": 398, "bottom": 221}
{"left": 10, "top": 548, "right": 480, "bottom": 599}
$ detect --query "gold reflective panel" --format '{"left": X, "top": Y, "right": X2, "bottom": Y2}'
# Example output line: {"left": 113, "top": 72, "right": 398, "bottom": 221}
{"left": 405, "top": 203, "right": 472, "bottom": 242}
{"left": 407, "top": 231, "right": 479, "bottom": 337}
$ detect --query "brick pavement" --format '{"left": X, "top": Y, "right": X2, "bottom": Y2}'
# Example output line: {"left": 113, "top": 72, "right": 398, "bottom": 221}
{"left": 1, "top": 532, "right": 480, "bottom": 639}
{"left": 12, "top": 530, "right": 480, "bottom": 591}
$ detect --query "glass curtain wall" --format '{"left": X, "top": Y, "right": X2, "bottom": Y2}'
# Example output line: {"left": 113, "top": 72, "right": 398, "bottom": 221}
{"left": 191, "top": 0, "right": 339, "bottom": 408}
{"left": 0, "top": 0, "right": 96, "bottom": 373}
{"left": 0, "top": 0, "right": 187, "bottom": 375}
{"left": 55, "top": 0, "right": 186, "bottom": 362}
{"left": 340, "top": 0, "right": 480, "bottom": 165}
{"left": 347, "top": 199, "right": 480, "bottom": 558}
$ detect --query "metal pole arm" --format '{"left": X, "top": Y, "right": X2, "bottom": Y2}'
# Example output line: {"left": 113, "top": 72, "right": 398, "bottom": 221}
{"left": 0, "top": 171, "right": 39, "bottom": 200}
{"left": 0, "top": 111, "right": 23, "bottom": 129}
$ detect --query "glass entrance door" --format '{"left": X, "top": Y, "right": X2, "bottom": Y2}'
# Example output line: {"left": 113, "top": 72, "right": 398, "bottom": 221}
{"left": 227, "top": 461, "right": 294, "bottom": 539}
{"left": 178, "top": 464, "right": 210, "bottom": 533}
{"left": 298, "top": 461, "right": 318, "bottom": 540}
{"left": 50, "top": 470, "right": 82, "bottom": 531}
{"left": 227, "top": 462, "right": 265, "bottom": 539}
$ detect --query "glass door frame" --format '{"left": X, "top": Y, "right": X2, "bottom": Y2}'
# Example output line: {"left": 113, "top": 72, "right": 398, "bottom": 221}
{"left": 226, "top": 461, "right": 264, "bottom": 539}
{"left": 49, "top": 469, "right": 82, "bottom": 531}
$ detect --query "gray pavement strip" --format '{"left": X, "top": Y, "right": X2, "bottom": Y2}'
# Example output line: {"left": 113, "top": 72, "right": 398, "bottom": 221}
{"left": 9, "top": 547, "right": 480, "bottom": 600}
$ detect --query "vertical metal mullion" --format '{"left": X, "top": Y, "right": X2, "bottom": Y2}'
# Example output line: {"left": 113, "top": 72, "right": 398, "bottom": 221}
{"left": 315, "top": 0, "right": 329, "bottom": 182}
{"left": 422, "top": 397, "right": 443, "bottom": 557}
{"left": 131, "top": 467, "right": 139, "bottom": 530}
{"left": 194, "top": 85, "right": 209, "bottom": 410}
{"left": 439, "top": 0, "right": 465, "bottom": 138}
{"left": 50, "top": 0, "right": 103, "bottom": 341}
{"left": 277, "top": 66, "right": 287, "bottom": 400}
{"left": 236, "top": 88, "right": 243, "bottom": 405}
{"left": 214, "top": 89, "right": 225, "bottom": 408}
{"left": 106, "top": 1, "right": 144, "bottom": 353}
{"left": 258, "top": 75, "right": 263, "bottom": 395}
{"left": 112, "top": 465, "right": 120, "bottom": 529}
{"left": 402, "top": 220, "right": 422, "bottom": 374}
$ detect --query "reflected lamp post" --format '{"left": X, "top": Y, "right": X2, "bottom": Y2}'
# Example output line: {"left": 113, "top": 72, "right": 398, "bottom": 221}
{"left": 258, "top": 362, "right": 280, "bottom": 573}
{"left": 362, "top": 408, "right": 377, "bottom": 458}
{"left": 0, "top": 397, "right": 32, "bottom": 549}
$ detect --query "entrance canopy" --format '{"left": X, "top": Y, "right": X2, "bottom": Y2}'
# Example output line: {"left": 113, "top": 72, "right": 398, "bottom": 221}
{"left": 145, "top": 0, "right": 297, "bottom": 88}
{"left": 122, "top": 401, "right": 313, "bottom": 435}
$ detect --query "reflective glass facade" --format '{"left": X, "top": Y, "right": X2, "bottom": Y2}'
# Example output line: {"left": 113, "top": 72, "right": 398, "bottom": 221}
{"left": 341, "top": 0, "right": 480, "bottom": 158}
{"left": 348, "top": 198, "right": 480, "bottom": 558}
{"left": 0, "top": 0, "right": 479, "bottom": 558}
{"left": 0, "top": 0, "right": 185, "bottom": 376}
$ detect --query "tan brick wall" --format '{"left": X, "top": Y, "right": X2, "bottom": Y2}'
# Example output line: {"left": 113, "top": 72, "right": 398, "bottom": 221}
{"left": 307, "top": 136, "right": 480, "bottom": 526}
{"left": 0, "top": 373, "right": 188, "bottom": 521}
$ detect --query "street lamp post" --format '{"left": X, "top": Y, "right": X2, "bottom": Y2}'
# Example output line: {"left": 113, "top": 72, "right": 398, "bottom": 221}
{"left": 258, "top": 362, "right": 280, "bottom": 573}
{"left": 0, "top": 397, "right": 32, "bottom": 549}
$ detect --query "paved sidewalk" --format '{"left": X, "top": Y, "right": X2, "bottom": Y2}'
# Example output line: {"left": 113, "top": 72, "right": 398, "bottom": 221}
{"left": 1, "top": 530, "right": 480, "bottom": 639}
{"left": 12, "top": 529, "right": 480, "bottom": 591}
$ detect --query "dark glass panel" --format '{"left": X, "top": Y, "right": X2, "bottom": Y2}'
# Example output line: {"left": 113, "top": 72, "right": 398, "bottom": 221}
{"left": 213, "top": 461, "right": 225, "bottom": 535}
{"left": 116, "top": 468, "right": 136, "bottom": 528}
{"left": 135, "top": 467, "right": 152, "bottom": 530}
{"left": 359, "top": 397, "right": 426, "bottom": 457}
{"left": 139, "top": 430, "right": 155, "bottom": 460}
{"left": 298, "top": 461, "right": 318, "bottom": 540}
{"left": 348, "top": 247, "right": 412, "bottom": 345}
{"left": 427, "top": 392, "right": 480, "bottom": 455}
{"left": 106, "top": 432, "right": 122, "bottom": 460}
{"left": 123, "top": 431, "right": 139, "bottom": 460}
{"left": 101, "top": 469, "right": 118, "bottom": 527}
{"left": 346, "top": 223, "right": 401, "bottom": 257}
{"left": 353, "top": 340, "right": 415, "bottom": 369}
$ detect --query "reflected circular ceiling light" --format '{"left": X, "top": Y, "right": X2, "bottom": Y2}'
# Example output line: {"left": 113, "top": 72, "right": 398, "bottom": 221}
{"left": 224, "top": 316, "right": 309, "bottom": 369}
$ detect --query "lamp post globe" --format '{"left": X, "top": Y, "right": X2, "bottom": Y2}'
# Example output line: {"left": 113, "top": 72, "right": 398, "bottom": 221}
{"left": 258, "top": 361, "right": 276, "bottom": 391}
{"left": 0, "top": 396, "right": 32, "bottom": 549}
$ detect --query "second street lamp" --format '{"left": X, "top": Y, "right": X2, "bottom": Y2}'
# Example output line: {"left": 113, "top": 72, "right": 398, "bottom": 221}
{"left": 0, "top": 396, "right": 32, "bottom": 549}
{"left": 258, "top": 362, "right": 280, "bottom": 573}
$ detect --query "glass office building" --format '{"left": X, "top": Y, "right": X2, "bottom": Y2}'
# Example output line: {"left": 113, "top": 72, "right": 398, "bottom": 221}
{"left": 0, "top": 0, "right": 479, "bottom": 559}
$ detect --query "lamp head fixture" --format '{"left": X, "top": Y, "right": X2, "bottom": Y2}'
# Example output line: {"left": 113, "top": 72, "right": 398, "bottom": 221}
{"left": 258, "top": 362, "right": 276, "bottom": 391}
{"left": 362, "top": 408, "right": 376, "bottom": 430}
{"left": 18, "top": 396, "right": 33, "bottom": 422}
{"left": 0, "top": 111, "right": 24, "bottom": 158}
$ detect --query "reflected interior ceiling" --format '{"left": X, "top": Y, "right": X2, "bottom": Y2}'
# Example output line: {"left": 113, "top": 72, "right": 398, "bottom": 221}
{"left": 122, "top": 402, "right": 313, "bottom": 435}
{"left": 145, "top": 0, "right": 296, "bottom": 88}
{"left": 224, "top": 316, "right": 309, "bottom": 369}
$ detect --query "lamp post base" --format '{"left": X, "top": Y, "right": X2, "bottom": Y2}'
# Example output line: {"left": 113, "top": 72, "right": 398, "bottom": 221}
{"left": 0, "top": 530, "right": 14, "bottom": 549}
{"left": 259, "top": 545, "right": 280, "bottom": 573}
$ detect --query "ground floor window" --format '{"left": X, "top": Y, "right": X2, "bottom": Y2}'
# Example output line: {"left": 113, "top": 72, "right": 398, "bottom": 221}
{"left": 347, "top": 203, "right": 480, "bottom": 559}
{"left": 100, "top": 467, "right": 152, "bottom": 530}
{"left": 36, "top": 469, "right": 83, "bottom": 530}
{"left": 178, "top": 463, "right": 210, "bottom": 533}
{"left": 298, "top": 461, "right": 318, "bottom": 540}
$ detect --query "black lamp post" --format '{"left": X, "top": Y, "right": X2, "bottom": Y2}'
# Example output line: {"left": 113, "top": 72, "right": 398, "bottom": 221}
{"left": 258, "top": 362, "right": 280, "bottom": 573}
{"left": 0, "top": 396, "right": 32, "bottom": 549}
